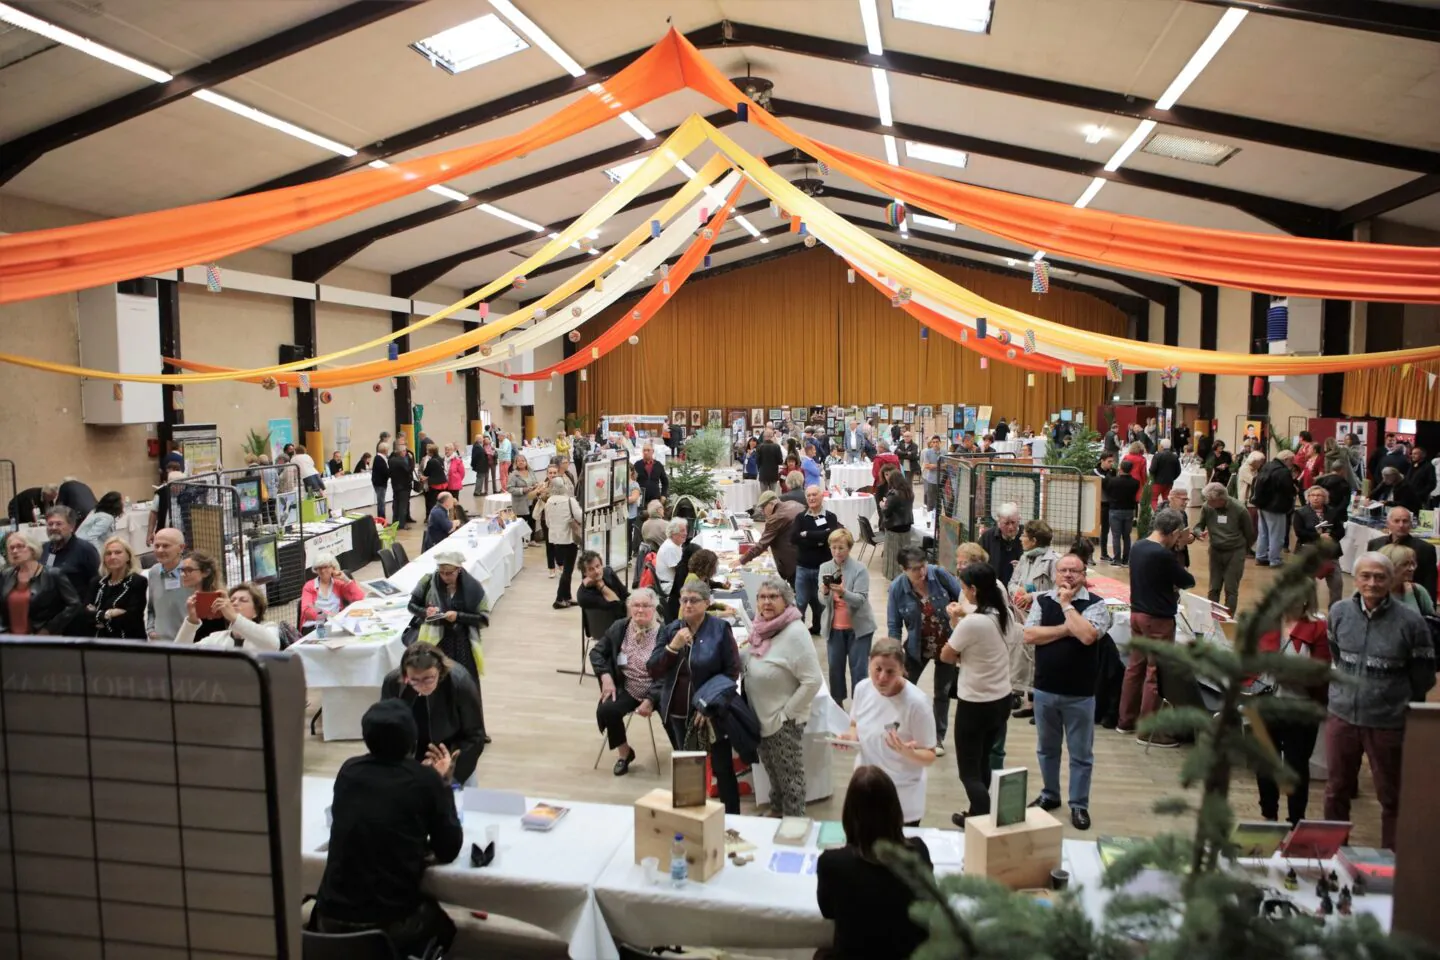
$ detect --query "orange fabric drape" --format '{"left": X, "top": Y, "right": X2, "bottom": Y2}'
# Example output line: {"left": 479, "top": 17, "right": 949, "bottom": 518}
{"left": 575, "top": 248, "right": 1122, "bottom": 429}
{"left": 1342, "top": 365, "right": 1440, "bottom": 420}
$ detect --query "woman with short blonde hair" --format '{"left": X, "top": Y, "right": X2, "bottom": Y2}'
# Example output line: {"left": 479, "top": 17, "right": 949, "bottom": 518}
{"left": 89, "top": 535, "right": 146, "bottom": 639}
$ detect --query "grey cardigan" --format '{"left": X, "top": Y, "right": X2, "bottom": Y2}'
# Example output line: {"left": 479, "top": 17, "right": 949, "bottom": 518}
{"left": 1327, "top": 594, "right": 1435, "bottom": 729}
{"left": 818, "top": 556, "right": 876, "bottom": 638}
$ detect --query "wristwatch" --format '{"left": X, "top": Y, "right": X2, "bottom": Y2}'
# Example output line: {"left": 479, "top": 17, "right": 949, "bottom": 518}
{"left": 1061, "top": 604, "right": 1076, "bottom": 613}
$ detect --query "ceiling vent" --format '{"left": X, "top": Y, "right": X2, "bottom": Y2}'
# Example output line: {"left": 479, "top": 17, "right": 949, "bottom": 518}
{"left": 1141, "top": 133, "right": 1239, "bottom": 167}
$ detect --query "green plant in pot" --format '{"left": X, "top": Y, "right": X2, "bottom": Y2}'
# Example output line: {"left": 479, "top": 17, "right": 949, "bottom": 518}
{"left": 684, "top": 426, "right": 728, "bottom": 468}
{"left": 242, "top": 428, "right": 271, "bottom": 460}
{"left": 1044, "top": 426, "right": 1102, "bottom": 473}
{"left": 557, "top": 412, "right": 587, "bottom": 433}
{"left": 666, "top": 457, "right": 718, "bottom": 517}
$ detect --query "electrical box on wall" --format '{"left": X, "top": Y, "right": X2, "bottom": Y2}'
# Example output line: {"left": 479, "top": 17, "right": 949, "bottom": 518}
{"left": 76, "top": 285, "right": 164, "bottom": 425}
{"left": 499, "top": 350, "right": 535, "bottom": 407}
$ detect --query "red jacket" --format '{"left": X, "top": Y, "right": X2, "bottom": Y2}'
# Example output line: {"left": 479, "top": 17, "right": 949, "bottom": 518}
{"left": 447, "top": 455, "right": 466, "bottom": 492}
{"left": 300, "top": 575, "right": 367, "bottom": 627}
{"left": 1256, "top": 618, "right": 1331, "bottom": 705}
{"left": 1120, "top": 453, "right": 1148, "bottom": 488}
{"left": 871, "top": 452, "right": 901, "bottom": 487}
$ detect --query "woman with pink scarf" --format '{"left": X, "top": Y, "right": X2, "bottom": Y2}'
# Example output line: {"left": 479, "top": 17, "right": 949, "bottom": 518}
{"left": 742, "top": 576, "right": 824, "bottom": 817}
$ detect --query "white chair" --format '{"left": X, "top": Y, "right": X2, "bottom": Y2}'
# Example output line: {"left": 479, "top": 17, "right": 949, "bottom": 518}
{"left": 592, "top": 710, "right": 661, "bottom": 778}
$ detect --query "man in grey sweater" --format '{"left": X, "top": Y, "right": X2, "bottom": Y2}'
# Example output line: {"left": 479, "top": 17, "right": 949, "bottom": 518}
{"left": 1323, "top": 551, "right": 1435, "bottom": 849}
{"left": 145, "top": 527, "right": 193, "bottom": 641}
{"left": 1191, "top": 482, "right": 1255, "bottom": 614}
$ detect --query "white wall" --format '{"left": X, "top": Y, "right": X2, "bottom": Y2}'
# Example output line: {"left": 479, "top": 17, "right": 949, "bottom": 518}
{"left": 1212, "top": 288, "right": 1254, "bottom": 451}
{"left": 1177, "top": 287, "right": 1202, "bottom": 406}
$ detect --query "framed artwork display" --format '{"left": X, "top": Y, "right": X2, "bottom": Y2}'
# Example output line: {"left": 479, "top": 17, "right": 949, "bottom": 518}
{"left": 690, "top": 409, "right": 703, "bottom": 427}
{"left": 706, "top": 408, "right": 722, "bottom": 426}
{"left": 610, "top": 456, "right": 630, "bottom": 506}
{"left": 751, "top": 407, "right": 765, "bottom": 426}
{"left": 585, "top": 527, "right": 607, "bottom": 558}
{"left": 891, "top": 405, "right": 904, "bottom": 421}
{"left": 606, "top": 510, "right": 629, "bottom": 569}
{"left": 583, "top": 459, "right": 612, "bottom": 509}
{"left": 671, "top": 408, "right": 686, "bottom": 425}
{"left": 768, "top": 407, "right": 783, "bottom": 422}
{"left": 918, "top": 404, "right": 934, "bottom": 418}
{"left": 727, "top": 408, "right": 747, "bottom": 428}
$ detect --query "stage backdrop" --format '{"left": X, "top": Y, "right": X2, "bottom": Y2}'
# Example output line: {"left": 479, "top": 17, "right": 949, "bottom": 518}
{"left": 574, "top": 248, "right": 1129, "bottom": 429}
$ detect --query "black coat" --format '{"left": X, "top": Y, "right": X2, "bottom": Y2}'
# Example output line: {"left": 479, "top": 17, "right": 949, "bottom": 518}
{"left": 1251, "top": 461, "right": 1296, "bottom": 513}
{"left": 634, "top": 459, "right": 669, "bottom": 505}
{"left": 58, "top": 480, "right": 97, "bottom": 521}
{"left": 589, "top": 617, "right": 663, "bottom": 705}
{"left": 370, "top": 452, "right": 390, "bottom": 488}
{"left": 577, "top": 566, "right": 629, "bottom": 632}
{"left": 1404, "top": 459, "right": 1436, "bottom": 503}
{"left": 87, "top": 572, "right": 148, "bottom": 639}
{"left": 470, "top": 442, "right": 490, "bottom": 474}
{"left": 1149, "top": 450, "right": 1182, "bottom": 487}
{"left": 755, "top": 441, "right": 785, "bottom": 484}
{"left": 381, "top": 664, "right": 486, "bottom": 784}
{"left": 0, "top": 564, "right": 81, "bottom": 635}
{"left": 388, "top": 451, "right": 414, "bottom": 494}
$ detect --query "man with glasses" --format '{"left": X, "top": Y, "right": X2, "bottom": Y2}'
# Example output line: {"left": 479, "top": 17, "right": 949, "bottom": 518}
{"left": 1368, "top": 506, "right": 1438, "bottom": 601}
{"left": 145, "top": 527, "right": 191, "bottom": 640}
{"left": 1023, "top": 554, "right": 1112, "bottom": 831}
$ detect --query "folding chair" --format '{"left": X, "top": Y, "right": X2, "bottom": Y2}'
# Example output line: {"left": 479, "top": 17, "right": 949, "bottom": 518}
{"left": 301, "top": 928, "right": 397, "bottom": 960}
{"left": 1144, "top": 654, "right": 1224, "bottom": 753}
{"left": 856, "top": 514, "right": 883, "bottom": 566}
{"left": 391, "top": 542, "right": 410, "bottom": 567}
{"left": 378, "top": 547, "right": 400, "bottom": 578}
{"left": 592, "top": 710, "right": 662, "bottom": 778}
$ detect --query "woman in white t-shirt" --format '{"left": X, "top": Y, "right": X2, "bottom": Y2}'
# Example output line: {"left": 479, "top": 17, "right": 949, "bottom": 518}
{"left": 653, "top": 519, "right": 688, "bottom": 598}
{"left": 838, "top": 638, "right": 937, "bottom": 825}
{"left": 291, "top": 444, "right": 324, "bottom": 494}
{"left": 939, "top": 562, "right": 1019, "bottom": 828}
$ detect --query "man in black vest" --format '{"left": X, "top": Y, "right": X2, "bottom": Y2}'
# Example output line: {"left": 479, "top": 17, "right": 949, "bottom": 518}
{"left": 1022, "top": 552, "right": 1112, "bottom": 831}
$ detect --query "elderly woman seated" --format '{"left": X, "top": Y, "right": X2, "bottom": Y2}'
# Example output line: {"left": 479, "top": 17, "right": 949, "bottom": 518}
{"left": 590, "top": 588, "right": 664, "bottom": 776}
{"left": 301, "top": 551, "right": 366, "bottom": 627}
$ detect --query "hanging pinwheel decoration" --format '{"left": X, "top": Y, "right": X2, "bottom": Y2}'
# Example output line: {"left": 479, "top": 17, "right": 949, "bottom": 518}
{"left": 513, "top": 275, "right": 527, "bottom": 289}
{"left": 804, "top": 234, "right": 818, "bottom": 247}
{"left": 1160, "top": 366, "right": 1182, "bottom": 389}
{"left": 571, "top": 306, "right": 583, "bottom": 318}
{"left": 1023, "top": 330, "right": 1037, "bottom": 355}
{"left": 995, "top": 330, "right": 1012, "bottom": 346}
{"left": 480, "top": 345, "right": 492, "bottom": 356}
{"left": 260, "top": 377, "right": 276, "bottom": 391}
{"left": 628, "top": 335, "right": 640, "bottom": 345}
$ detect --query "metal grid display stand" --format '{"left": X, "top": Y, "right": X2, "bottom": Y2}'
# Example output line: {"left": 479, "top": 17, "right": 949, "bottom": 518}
{"left": 938, "top": 456, "right": 1094, "bottom": 563}
{"left": 0, "top": 459, "right": 16, "bottom": 527}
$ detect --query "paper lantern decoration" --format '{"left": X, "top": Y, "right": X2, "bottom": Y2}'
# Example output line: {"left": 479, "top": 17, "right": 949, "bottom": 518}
{"left": 1063, "top": 366, "right": 1076, "bottom": 383}
{"left": 662, "top": 281, "right": 671, "bottom": 294}
{"left": 702, "top": 228, "right": 714, "bottom": 239}
{"left": 883, "top": 202, "right": 906, "bottom": 228}
{"left": 979, "top": 357, "right": 989, "bottom": 370}
{"left": 975, "top": 317, "right": 987, "bottom": 339}
{"left": 995, "top": 330, "right": 1012, "bottom": 345}
{"left": 895, "top": 287, "right": 912, "bottom": 303}
{"left": 770, "top": 202, "right": 781, "bottom": 218}
{"left": 513, "top": 276, "right": 527, "bottom": 289}
{"left": 703, "top": 255, "right": 712, "bottom": 268}
{"left": 803, "top": 234, "right": 817, "bottom": 247}
{"left": 444, "top": 372, "right": 453, "bottom": 385}
{"left": 1252, "top": 376, "right": 1265, "bottom": 397}
{"left": 1031, "top": 259, "right": 1050, "bottom": 294}
{"left": 590, "top": 346, "right": 599, "bottom": 359}
{"left": 480, "top": 345, "right": 492, "bottom": 356}
{"left": 571, "top": 306, "right": 583, "bottom": 318}
{"left": 628, "top": 335, "right": 640, "bottom": 345}
{"left": 1027, "top": 374, "right": 1036, "bottom": 387}
{"left": 1266, "top": 297, "right": 1288, "bottom": 343}
{"left": 320, "top": 390, "right": 333, "bottom": 404}
{"left": 959, "top": 329, "right": 968, "bottom": 342}
{"left": 700, "top": 207, "right": 709, "bottom": 223}
{"left": 632, "top": 310, "right": 642, "bottom": 320}
{"left": 204, "top": 264, "right": 222, "bottom": 293}
{"left": 580, "top": 368, "right": 588, "bottom": 381}
{"left": 477, "top": 302, "right": 489, "bottom": 319}
{"left": 579, "top": 237, "right": 593, "bottom": 252}
{"left": 660, "top": 263, "right": 669, "bottom": 278}
{"left": 846, "top": 268, "right": 855, "bottom": 284}
{"left": 372, "top": 382, "right": 383, "bottom": 393}
{"left": 260, "top": 377, "right": 276, "bottom": 391}
{"left": 1023, "top": 330, "right": 1037, "bottom": 355}
{"left": 594, "top": 277, "right": 604, "bottom": 292}
{"left": 568, "top": 330, "right": 581, "bottom": 343}
{"left": 650, "top": 220, "right": 662, "bottom": 238}
{"left": 533, "top": 307, "right": 547, "bottom": 320}
{"left": 387, "top": 343, "right": 399, "bottom": 361}
{"left": 1160, "top": 366, "right": 1182, "bottom": 388}
{"left": 1106, "top": 359, "right": 1124, "bottom": 382}
{"left": 920, "top": 327, "right": 929, "bottom": 341}
{"left": 1006, "top": 348, "right": 1017, "bottom": 360}
{"left": 736, "top": 101, "right": 749, "bottom": 122}
{"left": 278, "top": 383, "right": 289, "bottom": 398}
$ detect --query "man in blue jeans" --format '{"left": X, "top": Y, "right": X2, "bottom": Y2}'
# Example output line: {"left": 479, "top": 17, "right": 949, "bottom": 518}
{"left": 1022, "top": 552, "right": 1113, "bottom": 831}
{"left": 1251, "top": 449, "right": 1296, "bottom": 566}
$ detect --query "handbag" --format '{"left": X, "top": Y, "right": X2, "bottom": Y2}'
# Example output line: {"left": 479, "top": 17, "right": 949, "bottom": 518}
{"left": 567, "top": 500, "right": 584, "bottom": 541}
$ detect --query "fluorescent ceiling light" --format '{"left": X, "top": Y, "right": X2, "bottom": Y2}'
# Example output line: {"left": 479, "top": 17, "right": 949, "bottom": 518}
{"left": 858, "top": 0, "right": 884, "bottom": 55}
{"left": 604, "top": 156, "right": 649, "bottom": 183}
{"left": 488, "top": 0, "right": 583, "bottom": 76}
{"left": 191, "top": 90, "right": 356, "bottom": 156}
{"left": 1103, "top": 119, "right": 1156, "bottom": 172}
{"left": 619, "top": 112, "right": 656, "bottom": 140}
{"left": 1155, "top": 7, "right": 1248, "bottom": 110}
{"left": 871, "top": 68, "right": 893, "bottom": 126}
{"left": 883, "top": 134, "right": 900, "bottom": 166}
{"left": 905, "top": 140, "right": 968, "bottom": 169}
{"left": 427, "top": 185, "right": 470, "bottom": 202}
{"left": 410, "top": 13, "right": 528, "bottom": 75}
{"left": 1073, "top": 177, "right": 1106, "bottom": 209}
{"left": 1083, "top": 124, "right": 1106, "bottom": 144}
{"left": 912, "top": 214, "right": 956, "bottom": 231}
{"left": 0, "top": 3, "right": 173, "bottom": 82}
{"left": 891, "top": 0, "right": 993, "bottom": 34}
{"left": 477, "top": 203, "right": 545, "bottom": 232}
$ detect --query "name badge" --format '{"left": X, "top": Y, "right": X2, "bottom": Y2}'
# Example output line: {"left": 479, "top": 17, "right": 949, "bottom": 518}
{"left": 814, "top": 518, "right": 827, "bottom": 527}
{"left": 617, "top": 652, "right": 628, "bottom": 667}
{"left": 1216, "top": 516, "right": 1228, "bottom": 525}
{"left": 164, "top": 573, "right": 181, "bottom": 590}
{"left": 45, "top": 553, "right": 56, "bottom": 568}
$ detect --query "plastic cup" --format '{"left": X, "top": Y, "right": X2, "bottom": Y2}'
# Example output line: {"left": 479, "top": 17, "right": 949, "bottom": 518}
{"left": 1050, "top": 868, "right": 1070, "bottom": 891}
{"left": 642, "top": 857, "right": 660, "bottom": 885}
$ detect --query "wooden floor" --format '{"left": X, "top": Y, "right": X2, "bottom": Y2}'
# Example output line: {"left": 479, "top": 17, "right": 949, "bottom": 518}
{"left": 304, "top": 501, "right": 1398, "bottom": 851}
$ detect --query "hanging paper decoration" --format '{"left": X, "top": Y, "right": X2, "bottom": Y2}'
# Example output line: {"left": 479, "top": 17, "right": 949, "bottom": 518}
{"left": 737, "top": 101, "right": 749, "bottom": 122}
{"left": 1402, "top": 362, "right": 1413, "bottom": 376}
{"left": 278, "top": 383, "right": 290, "bottom": 398}
{"left": 204, "top": 263, "right": 222, "bottom": 293}
{"left": 1266, "top": 297, "right": 1289, "bottom": 344}
{"left": 1063, "top": 366, "right": 1076, "bottom": 383}
{"left": 580, "top": 368, "right": 588, "bottom": 381}
{"left": 798, "top": 221, "right": 808, "bottom": 236}
{"left": 818, "top": 160, "right": 830, "bottom": 175}
{"left": 702, "top": 228, "right": 714, "bottom": 239}
{"left": 579, "top": 237, "right": 593, "bottom": 252}
{"left": 320, "top": 389, "right": 333, "bottom": 403}
{"left": 477, "top": 302, "right": 489, "bottom": 318}
{"left": 847, "top": 268, "right": 855, "bottom": 283}
{"left": 804, "top": 234, "right": 818, "bottom": 247}
{"left": 261, "top": 377, "right": 276, "bottom": 391}
{"left": 480, "top": 345, "right": 492, "bottom": 356}
{"left": 890, "top": 295, "right": 904, "bottom": 308}
{"left": 770, "top": 202, "right": 780, "bottom": 218}
{"left": 512, "top": 276, "right": 527, "bottom": 289}
{"left": 594, "top": 277, "right": 604, "bottom": 292}
{"left": 1023, "top": 330, "right": 1037, "bottom": 355}
{"left": 877, "top": 272, "right": 887, "bottom": 284}
{"left": 372, "top": 383, "right": 382, "bottom": 393}
{"left": 1031, "top": 259, "right": 1050, "bottom": 294}
{"left": 387, "top": 343, "right": 399, "bottom": 361}
{"left": 883, "top": 202, "right": 907, "bottom": 228}
{"left": 298, "top": 373, "right": 311, "bottom": 391}
{"left": 1429, "top": 372, "right": 1437, "bottom": 390}
{"left": 995, "top": 330, "right": 1012, "bottom": 345}
{"left": 1160, "top": 366, "right": 1182, "bottom": 388}
{"left": 703, "top": 255, "right": 712, "bottom": 268}
{"left": 567, "top": 330, "right": 581, "bottom": 343}
{"left": 959, "top": 329, "right": 968, "bottom": 342}
{"left": 979, "top": 357, "right": 989, "bottom": 370}
{"left": 628, "top": 335, "right": 640, "bottom": 345}
{"left": 975, "top": 317, "right": 987, "bottom": 339}
{"left": 571, "top": 306, "right": 583, "bottom": 318}
{"left": 1006, "top": 348, "right": 1017, "bottom": 360}
{"left": 649, "top": 220, "right": 662, "bottom": 239}
{"left": 1252, "top": 376, "right": 1265, "bottom": 397}
{"left": 896, "top": 287, "right": 912, "bottom": 303}
{"left": 789, "top": 216, "right": 802, "bottom": 234}
{"left": 533, "top": 307, "right": 547, "bottom": 320}
{"left": 631, "top": 310, "right": 642, "bottom": 320}
{"left": 1027, "top": 373, "right": 1035, "bottom": 387}
{"left": 1106, "top": 359, "right": 1123, "bottom": 382}
{"left": 659, "top": 263, "right": 669, "bottom": 278}
{"left": 662, "top": 281, "right": 671, "bottom": 294}
{"left": 700, "top": 207, "right": 709, "bottom": 223}
{"left": 920, "top": 327, "right": 929, "bottom": 341}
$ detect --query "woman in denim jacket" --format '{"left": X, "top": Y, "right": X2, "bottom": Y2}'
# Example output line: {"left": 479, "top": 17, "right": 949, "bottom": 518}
{"left": 886, "top": 546, "right": 963, "bottom": 751}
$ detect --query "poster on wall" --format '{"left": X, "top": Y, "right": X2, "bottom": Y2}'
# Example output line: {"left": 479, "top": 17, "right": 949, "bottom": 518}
{"left": 751, "top": 407, "right": 765, "bottom": 426}
{"left": 334, "top": 416, "right": 351, "bottom": 468}
{"left": 941, "top": 403, "right": 955, "bottom": 423}
{"left": 268, "top": 418, "right": 293, "bottom": 461}
{"left": 953, "top": 407, "right": 965, "bottom": 428}
{"left": 963, "top": 407, "right": 977, "bottom": 433}
{"left": 918, "top": 404, "right": 934, "bottom": 419}
{"left": 977, "top": 405, "right": 992, "bottom": 435}
{"left": 1334, "top": 421, "right": 1351, "bottom": 442}
{"left": 1242, "top": 419, "right": 1264, "bottom": 447}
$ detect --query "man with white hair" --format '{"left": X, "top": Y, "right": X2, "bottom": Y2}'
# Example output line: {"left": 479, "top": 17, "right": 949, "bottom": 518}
{"left": 870, "top": 439, "right": 900, "bottom": 488}
{"left": 1251, "top": 449, "right": 1297, "bottom": 567}
{"left": 979, "top": 503, "right": 1024, "bottom": 586}
{"left": 1192, "top": 481, "right": 1254, "bottom": 613}
{"left": 791, "top": 485, "right": 840, "bottom": 633}
{"left": 654, "top": 519, "right": 689, "bottom": 597}
{"left": 1323, "top": 551, "right": 1434, "bottom": 848}
{"left": 634, "top": 443, "right": 669, "bottom": 506}
{"left": 1147, "top": 438, "right": 1181, "bottom": 510}
{"left": 1368, "top": 506, "right": 1438, "bottom": 600}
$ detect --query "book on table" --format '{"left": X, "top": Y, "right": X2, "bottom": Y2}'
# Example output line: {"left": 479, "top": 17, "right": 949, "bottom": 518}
{"left": 1336, "top": 846, "right": 1394, "bottom": 893}
{"left": 773, "top": 817, "right": 813, "bottom": 846}
{"left": 816, "top": 821, "right": 847, "bottom": 850}
{"left": 1231, "top": 820, "right": 1292, "bottom": 859}
{"left": 670, "top": 751, "right": 708, "bottom": 808}
{"left": 1278, "top": 820, "right": 1352, "bottom": 861}
{"left": 993, "top": 768, "right": 1028, "bottom": 827}
{"left": 521, "top": 803, "right": 570, "bottom": 831}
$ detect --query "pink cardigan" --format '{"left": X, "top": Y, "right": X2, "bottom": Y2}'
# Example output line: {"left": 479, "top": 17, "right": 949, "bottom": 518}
{"left": 300, "top": 576, "right": 366, "bottom": 626}
{"left": 448, "top": 455, "right": 466, "bottom": 492}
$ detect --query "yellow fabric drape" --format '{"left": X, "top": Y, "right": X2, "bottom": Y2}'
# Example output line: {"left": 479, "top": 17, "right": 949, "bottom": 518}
{"left": 1342, "top": 365, "right": 1440, "bottom": 420}
{"left": 576, "top": 249, "right": 1123, "bottom": 429}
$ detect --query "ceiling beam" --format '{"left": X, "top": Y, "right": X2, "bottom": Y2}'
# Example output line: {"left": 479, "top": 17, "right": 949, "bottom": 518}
{"left": 292, "top": 112, "right": 740, "bottom": 281}
{"left": 722, "top": 21, "right": 1440, "bottom": 173}
{"left": 1181, "top": 0, "right": 1440, "bottom": 44}
{"left": 238, "top": 23, "right": 730, "bottom": 196}
{"left": 1338, "top": 172, "right": 1440, "bottom": 226}
{"left": 0, "top": 0, "right": 419, "bottom": 186}
{"left": 771, "top": 99, "right": 1337, "bottom": 237}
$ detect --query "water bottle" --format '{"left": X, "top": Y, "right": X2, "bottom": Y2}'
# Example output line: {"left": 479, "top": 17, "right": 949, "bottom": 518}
{"left": 451, "top": 782, "right": 464, "bottom": 823}
{"left": 669, "top": 833, "right": 688, "bottom": 888}
{"left": 315, "top": 613, "right": 328, "bottom": 640}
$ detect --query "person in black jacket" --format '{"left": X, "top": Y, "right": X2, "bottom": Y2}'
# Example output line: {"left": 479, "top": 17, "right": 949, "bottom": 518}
{"left": 1294, "top": 485, "right": 1345, "bottom": 608}
{"left": 577, "top": 550, "right": 629, "bottom": 634}
{"left": 1103, "top": 461, "right": 1141, "bottom": 565}
{"left": 879, "top": 469, "right": 916, "bottom": 582}
{"left": 754, "top": 429, "right": 785, "bottom": 494}
{"left": 381, "top": 641, "right": 486, "bottom": 785}
{"left": 406, "top": 553, "right": 489, "bottom": 737}
{"left": 1095, "top": 453, "right": 1117, "bottom": 563}
{"left": 1251, "top": 449, "right": 1297, "bottom": 567}
{"left": 817, "top": 765, "right": 932, "bottom": 960}
{"left": 312, "top": 699, "right": 463, "bottom": 957}
{"left": 470, "top": 433, "right": 491, "bottom": 498}
{"left": 0, "top": 530, "right": 82, "bottom": 635}
{"left": 1373, "top": 466, "right": 1421, "bottom": 515}
{"left": 39, "top": 506, "right": 99, "bottom": 633}
{"left": 57, "top": 477, "right": 97, "bottom": 522}
{"left": 791, "top": 486, "right": 841, "bottom": 633}
{"left": 371, "top": 442, "right": 392, "bottom": 521}
{"left": 993, "top": 418, "right": 1009, "bottom": 443}
{"left": 88, "top": 536, "right": 148, "bottom": 639}
{"left": 590, "top": 589, "right": 664, "bottom": 776}
{"left": 1147, "top": 439, "right": 1182, "bottom": 509}
{"left": 1368, "top": 506, "right": 1439, "bottom": 601}
{"left": 1404, "top": 446, "right": 1435, "bottom": 508}
{"left": 388, "top": 440, "right": 415, "bottom": 529}
{"left": 634, "top": 444, "right": 669, "bottom": 505}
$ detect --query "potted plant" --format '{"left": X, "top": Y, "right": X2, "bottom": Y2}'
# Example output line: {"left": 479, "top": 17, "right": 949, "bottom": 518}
{"left": 557, "top": 412, "right": 587, "bottom": 434}
{"left": 242, "top": 428, "right": 271, "bottom": 461}
{"left": 684, "top": 426, "right": 728, "bottom": 468}
{"left": 666, "top": 457, "right": 719, "bottom": 518}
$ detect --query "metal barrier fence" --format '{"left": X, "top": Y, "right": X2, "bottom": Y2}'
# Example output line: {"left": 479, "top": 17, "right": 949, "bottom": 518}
{"left": 0, "top": 459, "right": 16, "bottom": 526}
{"left": 936, "top": 456, "right": 1097, "bottom": 566}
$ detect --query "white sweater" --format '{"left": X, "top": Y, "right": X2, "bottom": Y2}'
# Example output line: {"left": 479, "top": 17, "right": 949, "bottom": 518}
{"left": 742, "top": 620, "right": 824, "bottom": 737}
{"left": 175, "top": 615, "right": 281, "bottom": 652}
{"left": 947, "top": 611, "right": 1015, "bottom": 703}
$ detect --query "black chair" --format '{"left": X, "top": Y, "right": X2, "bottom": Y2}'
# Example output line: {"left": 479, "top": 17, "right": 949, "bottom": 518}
{"left": 856, "top": 514, "right": 883, "bottom": 566}
{"left": 301, "top": 928, "right": 397, "bottom": 960}
{"left": 1143, "top": 652, "right": 1224, "bottom": 753}
{"left": 378, "top": 547, "right": 400, "bottom": 578}
{"left": 574, "top": 606, "right": 622, "bottom": 684}
{"left": 391, "top": 542, "right": 410, "bottom": 567}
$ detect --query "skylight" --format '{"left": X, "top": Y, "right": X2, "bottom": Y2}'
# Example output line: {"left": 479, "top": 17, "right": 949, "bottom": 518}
{"left": 905, "top": 141, "right": 968, "bottom": 169}
{"left": 411, "top": 13, "right": 528, "bottom": 75}
{"left": 891, "top": 0, "right": 993, "bottom": 34}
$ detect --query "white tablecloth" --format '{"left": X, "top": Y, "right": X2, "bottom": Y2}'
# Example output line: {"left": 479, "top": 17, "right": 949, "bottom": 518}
{"left": 995, "top": 437, "right": 1047, "bottom": 458}
{"left": 482, "top": 492, "right": 512, "bottom": 516}
{"left": 716, "top": 478, "right": 760, "bottom": 514}
{"left": 518, "top": 445, "right": 557, "bottom": 472}
{"left": 1172, "top": 469, "right": 1208, "bottom": 499}
{"left": 828, "top": 462, "right": 873, "bottom": 491}
{"left": 115, "top": 504, "right": 152, "bottom": 556}
{"left": 301, "top": 776, "right": 626, "bottom": 960}
{"left": 323, "top": 472, "right": 380, "bottom": 512}
{"left": 827, "top": 493, "right": 879, "bottom": 538}
{"left": 1339, "top": 519, "right": 1383, "bottom": 574}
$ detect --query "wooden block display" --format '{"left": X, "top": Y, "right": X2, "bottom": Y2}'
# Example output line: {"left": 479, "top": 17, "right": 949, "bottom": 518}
{"left": 634, "top": 788, "right": 726, "bottom": 883}
{"left": 963, "top": 807, "right": 1063, "bottom": 890}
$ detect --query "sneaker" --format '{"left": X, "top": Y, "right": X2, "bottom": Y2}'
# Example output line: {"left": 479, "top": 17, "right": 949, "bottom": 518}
{"left": 1256, "top": 560, "right": 1270, "bottom": 567}
{"left": 1115, "top": 726, "right": 1135, "bottom": 735}
{"left": 935, "top": 744, "right": 946, "bottom": 758}
{"left": 1139, "top": 734, "right": 1181, "bottom": 748}
{"left": 1029, "top": 795, "right": 1060, "bottom": 812}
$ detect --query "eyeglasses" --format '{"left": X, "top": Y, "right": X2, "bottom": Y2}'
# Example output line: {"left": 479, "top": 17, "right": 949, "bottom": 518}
{"left": 679, "top": 596, "right": 707, "bottom": 605}
{"left": 179, "top": 565, "right": 198, "bottom": 573}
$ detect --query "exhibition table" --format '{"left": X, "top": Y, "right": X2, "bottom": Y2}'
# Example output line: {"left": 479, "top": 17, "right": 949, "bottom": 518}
{"left": 322, "top": 473, "right": 380, "bottom": 513}
{"left": 827, "top": 462, "right": 873, "bottom": 490}
{"left": 714, "top": 474, "right": 760, "bottom": 514}
{"left": 482, "top": 492, "right": 513, "bottom": 516}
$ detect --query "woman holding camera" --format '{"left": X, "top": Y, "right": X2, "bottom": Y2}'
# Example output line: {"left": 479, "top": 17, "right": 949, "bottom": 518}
{"left": 818, "top": 528, "right": 875, "bottom": 705}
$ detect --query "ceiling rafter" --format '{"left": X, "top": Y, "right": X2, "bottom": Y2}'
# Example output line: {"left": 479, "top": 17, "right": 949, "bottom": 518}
{"left": 1180, "top": 0, "right": 1440, "bottom": 44}
{"left": 0, "top": 0, "right": 419, "bottom": 186}
{"left": 1339, "top": 172, "right": 1440, "bottom": 227}
{"left": 292, "top": 111, "right": 740, "bottom": 282}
